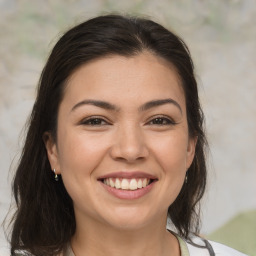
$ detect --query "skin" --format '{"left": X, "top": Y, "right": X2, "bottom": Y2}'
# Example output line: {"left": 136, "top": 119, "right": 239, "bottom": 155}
{"left": 45, "top": 51, "right": 196, "bottom": 256}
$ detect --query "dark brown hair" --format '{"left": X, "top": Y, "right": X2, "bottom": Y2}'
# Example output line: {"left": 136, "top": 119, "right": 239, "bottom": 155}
{"left": 8, "top": 14, "right": 207, "bottom": 255}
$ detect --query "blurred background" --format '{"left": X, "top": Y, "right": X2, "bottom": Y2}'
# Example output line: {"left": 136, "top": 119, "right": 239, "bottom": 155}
{"left": 0, "top": 0, "right": 255, "bottom": 255}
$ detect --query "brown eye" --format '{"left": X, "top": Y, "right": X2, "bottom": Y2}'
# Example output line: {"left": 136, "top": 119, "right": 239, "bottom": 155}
{"left": 81, "top": 117, "right": 109, "bottom": 126}
{"left": 148, "top": 117, "right": 176, "bottom": 126}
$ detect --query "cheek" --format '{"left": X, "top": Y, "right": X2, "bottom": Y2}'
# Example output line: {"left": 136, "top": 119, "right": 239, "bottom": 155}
{"left": 56, "top": 132, "right": 109, "bottom": 211}
{"left": 149, "top": 132, "right": 188, "bottom": 202}
{"left": 57, "top": 131, "right": 108, "bottom": 177}
{"left": 149, "top": 131, "right": 189, "bottom": 170}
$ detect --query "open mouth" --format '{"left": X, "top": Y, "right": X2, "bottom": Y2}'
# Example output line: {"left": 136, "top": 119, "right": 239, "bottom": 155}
{"left": 99, "top": 178, "right": 157, "bottom": 191}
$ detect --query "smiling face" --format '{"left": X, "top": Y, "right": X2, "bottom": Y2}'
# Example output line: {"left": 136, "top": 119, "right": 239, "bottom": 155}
{"left": 45, "top": 51, "right": 196, "bottom": 231}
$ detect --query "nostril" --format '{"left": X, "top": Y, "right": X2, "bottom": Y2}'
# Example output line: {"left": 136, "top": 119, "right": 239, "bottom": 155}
{"left": 109, "top": 136, "right": 149, "bottom": 163}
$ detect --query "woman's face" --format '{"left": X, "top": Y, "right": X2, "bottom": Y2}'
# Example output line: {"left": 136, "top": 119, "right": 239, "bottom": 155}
{"left": 45, "top": 52, "right": 196, "bottom": 230}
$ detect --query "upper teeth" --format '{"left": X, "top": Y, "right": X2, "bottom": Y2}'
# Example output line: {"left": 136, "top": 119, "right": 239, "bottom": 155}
{"left": 103, "top": 178, "right": 150, "bottom": 190}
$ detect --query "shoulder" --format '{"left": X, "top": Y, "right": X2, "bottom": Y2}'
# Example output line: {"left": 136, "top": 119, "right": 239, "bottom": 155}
{"left": 208, "top": 240, "right": 248, "bottom": 256}
{"left": 185, "top": 236, "right": 248, "bottom": 256}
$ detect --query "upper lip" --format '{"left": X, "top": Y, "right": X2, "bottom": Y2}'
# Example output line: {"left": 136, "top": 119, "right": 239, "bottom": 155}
{"left": 97, "top": 171, "right": 158, "bottom": 180}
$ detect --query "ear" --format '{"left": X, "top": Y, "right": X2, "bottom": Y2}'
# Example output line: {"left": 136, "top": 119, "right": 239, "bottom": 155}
{"left": 186, "top": 136, "right": 197, "bottom": 169}
{"left": 43, "top": 132, "right": 61, "bottom": 174}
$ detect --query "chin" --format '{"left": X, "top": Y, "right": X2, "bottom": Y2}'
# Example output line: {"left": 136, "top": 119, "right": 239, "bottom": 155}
{"left": 108, "top": 219, "right": 149, "bottom": 231}
{"left": 102, "top": 207, "right": 156, "bottom": 231}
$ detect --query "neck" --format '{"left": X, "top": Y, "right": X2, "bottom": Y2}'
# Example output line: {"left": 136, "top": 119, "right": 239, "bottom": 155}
{"left": 71, "top": 214, "right": 180, "bottom": 256}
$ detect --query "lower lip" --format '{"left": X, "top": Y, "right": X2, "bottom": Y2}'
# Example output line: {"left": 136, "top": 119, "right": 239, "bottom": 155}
{"left": 100, "top": 181, "right": 156, "bottom": 200}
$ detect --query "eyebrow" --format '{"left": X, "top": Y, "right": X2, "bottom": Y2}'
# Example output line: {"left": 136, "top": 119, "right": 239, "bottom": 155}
{"left": 71, "top": 98, "right": 182, "bottom": 114}
{"left": 139, "top": 98, "right": 182, "bottom": 113}
{"left": 71, "top": 99, "right": 119, "bottom": 112}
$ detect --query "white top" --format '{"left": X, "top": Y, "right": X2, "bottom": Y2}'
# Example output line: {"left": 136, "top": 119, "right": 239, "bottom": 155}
{"left": 64, "top": 235, "right": 248, "bottom": 256}
{"left": 182, "top": 235, "right": 248, "bottom": 256}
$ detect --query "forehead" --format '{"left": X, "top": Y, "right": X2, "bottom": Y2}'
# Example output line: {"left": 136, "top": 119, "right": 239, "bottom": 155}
{"left": 63, "top": 52, "right": 185, "bottom": 110}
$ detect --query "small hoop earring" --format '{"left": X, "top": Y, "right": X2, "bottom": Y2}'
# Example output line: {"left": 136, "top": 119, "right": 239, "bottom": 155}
{"left": 185, "top": 173, "right": 188, "bottom": 184}
{"left": 53, "top": 169, "right": 59, "bottom": 181}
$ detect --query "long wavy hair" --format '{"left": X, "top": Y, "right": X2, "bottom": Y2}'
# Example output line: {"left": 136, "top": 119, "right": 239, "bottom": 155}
{"left": 8, "top": 14, "right": 207, "bottom": 256}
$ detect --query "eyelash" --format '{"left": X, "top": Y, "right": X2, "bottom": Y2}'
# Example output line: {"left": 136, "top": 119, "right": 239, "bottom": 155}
{"left": 80, "top": 117, "right": 109, "bottom": 126}
{"left": 80, "top": 115, "right": 176, "bottom": 127}
{"left": 147, "top": 116, "right": 176, "bottom": 126}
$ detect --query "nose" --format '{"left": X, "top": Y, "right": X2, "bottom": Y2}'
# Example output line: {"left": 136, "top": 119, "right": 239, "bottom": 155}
{"left": 109, "top": 124, "right": 149, "bottom": 163}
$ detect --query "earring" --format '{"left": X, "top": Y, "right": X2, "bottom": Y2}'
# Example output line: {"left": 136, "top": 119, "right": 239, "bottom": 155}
{"left": 53, "top": 169, "right": 59, "bottom": 181}
{"left": 185, "top": 173, "right": 188, "bottom": 184}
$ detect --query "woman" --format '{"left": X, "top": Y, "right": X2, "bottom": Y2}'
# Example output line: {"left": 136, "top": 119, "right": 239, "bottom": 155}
{"left": 9, "top": 14, "right": 247, "bottom": 256}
